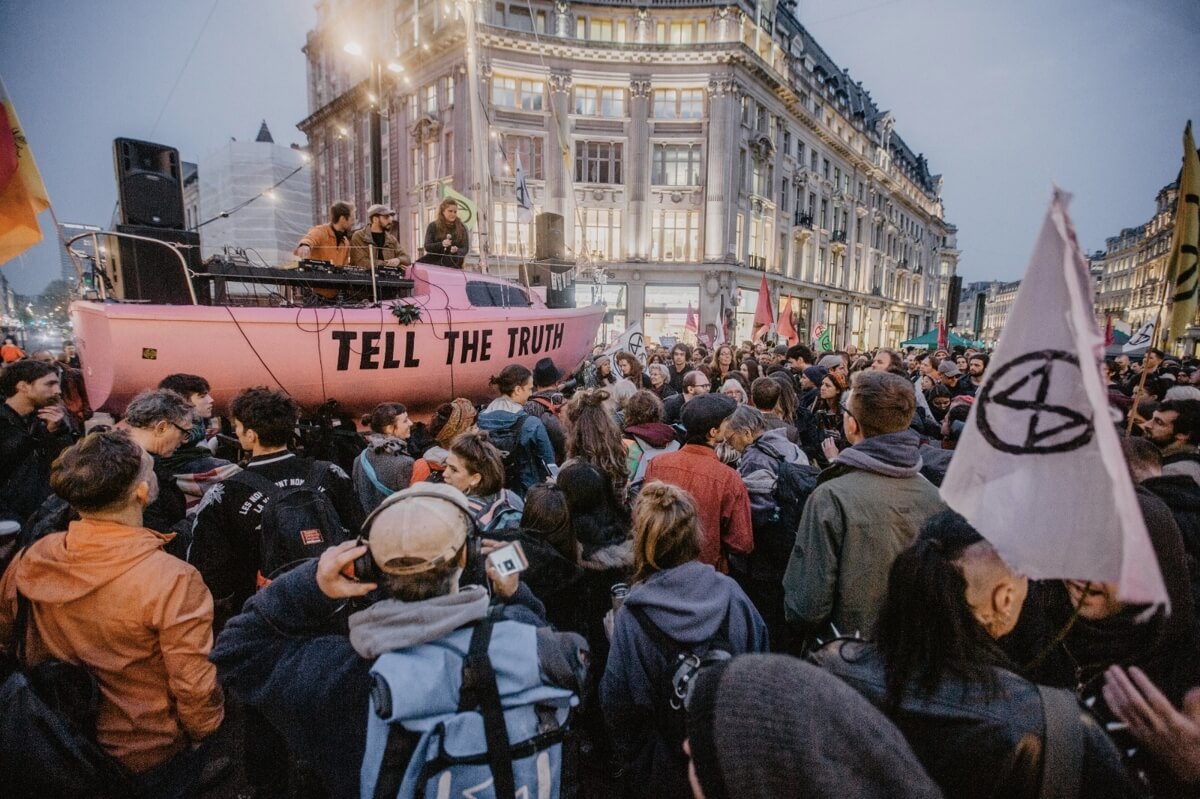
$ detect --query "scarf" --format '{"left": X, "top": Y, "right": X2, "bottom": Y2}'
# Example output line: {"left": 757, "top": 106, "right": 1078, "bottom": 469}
{"left": 348, "top": 584, "right": 489, "bottom": 658}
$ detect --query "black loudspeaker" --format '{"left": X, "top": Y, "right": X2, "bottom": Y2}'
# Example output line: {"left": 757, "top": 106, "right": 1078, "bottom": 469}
{"left": 945, "top": 275, "right": 962, "bottom": 328}
{"left": 109, "top": 225, "right": 199, "bottom": 304}
{"left": 113, "top": 138, "right": 185, "bottom": 229}
{"left": 535, "top": 212, "right": 565, "bottom": 261}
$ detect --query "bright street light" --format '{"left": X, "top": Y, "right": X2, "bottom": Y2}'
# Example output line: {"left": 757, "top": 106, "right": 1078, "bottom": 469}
{"left": 343, "top": 42, "right": 363, "bottom": 56}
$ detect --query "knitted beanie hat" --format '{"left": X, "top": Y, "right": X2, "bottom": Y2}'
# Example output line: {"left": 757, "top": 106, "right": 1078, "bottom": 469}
{"left": 686, "top": 654, "right": 944, "bottom": 799}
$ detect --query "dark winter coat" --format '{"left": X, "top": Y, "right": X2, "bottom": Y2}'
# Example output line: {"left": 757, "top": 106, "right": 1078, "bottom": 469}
{"left": 524, "top": 391, "right": 566, "bottom": 464}
{"left": 600, "top": 561, "right": 768, "bottom": 799}
{"left": 0, "top": 402, "right": 78, "bottom": 530}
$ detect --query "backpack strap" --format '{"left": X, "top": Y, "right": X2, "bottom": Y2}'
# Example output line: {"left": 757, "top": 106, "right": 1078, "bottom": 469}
{"left": 371, "top": 724, "right": 421, "bottom": 799}
{"left": 1035, "top": 684, "right": 1083, "bottom": 799}
{"left": 749, "top": 437, "right": 785, "bottom": 463}
{"left": 627, "top": 605, "right": 683, "bottom": 660}
{"left": 358, "top": 451, "right": 393, "bottom": 497}
{"left": 458, "top": 613, "right": 516, "bottom": 799}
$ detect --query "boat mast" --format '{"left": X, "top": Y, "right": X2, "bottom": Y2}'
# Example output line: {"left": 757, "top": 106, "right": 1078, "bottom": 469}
{"left": 461, "top": 0, "right": 490, "bottom": 274}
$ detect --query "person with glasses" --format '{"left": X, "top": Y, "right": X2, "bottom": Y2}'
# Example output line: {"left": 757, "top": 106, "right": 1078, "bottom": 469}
{"left": 23, "top": 389, "right": 198, "bottom": 551}
{"left": 663, "top": 370, "right": 711, "bottom": 425}
{"left": 349, "top": 204, "right": 411, "bottom": 271}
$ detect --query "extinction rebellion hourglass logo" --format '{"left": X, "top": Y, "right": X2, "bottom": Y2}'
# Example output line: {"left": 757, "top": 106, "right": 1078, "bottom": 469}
{"left": 975, "top": 350, "right": 1095, "bottom": 455}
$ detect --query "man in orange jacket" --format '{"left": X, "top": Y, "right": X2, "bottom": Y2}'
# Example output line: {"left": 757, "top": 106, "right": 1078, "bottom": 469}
{"left": 0, "top": 431, "right": 224, "bottom": 795}
{"left": 294, "top": 200, "right": 355, "bottom": 266}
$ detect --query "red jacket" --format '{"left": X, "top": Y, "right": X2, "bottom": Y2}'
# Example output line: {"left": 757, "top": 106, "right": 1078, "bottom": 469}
{"left": 645, "top": 443, "right": 753, "bottom": 572}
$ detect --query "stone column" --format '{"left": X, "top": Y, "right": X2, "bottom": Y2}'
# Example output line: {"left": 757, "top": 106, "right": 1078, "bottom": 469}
{"left": 628, "top": 77, "right": 652, "bottom": 262}
{"left": 547, "top": 70, "right": 573, "bottom": 244}
{"left": 703, "top": 78, "right": 738, "bottom": 262}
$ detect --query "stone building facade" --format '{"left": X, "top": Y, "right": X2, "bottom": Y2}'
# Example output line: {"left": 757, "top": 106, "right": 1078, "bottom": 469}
{"left": 299, "top": 0, "right": 959, "bottom": 350}
{"left": 1093, "top": 180, "right": 1180, "bottom": 345}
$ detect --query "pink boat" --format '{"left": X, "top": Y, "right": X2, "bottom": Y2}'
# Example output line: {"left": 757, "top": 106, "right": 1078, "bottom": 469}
{"left": 70, "top": 261, "right": 604, "bottom": 417}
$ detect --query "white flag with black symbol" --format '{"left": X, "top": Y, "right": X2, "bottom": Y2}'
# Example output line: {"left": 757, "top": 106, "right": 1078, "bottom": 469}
{"left": 515, "top": 151, "right": 533, "bottom": 225}
{"left": 603, "top": 322, "right": 646, "bottom": 365}
{"left": 941, "top": 190, "right": 1168, "bottom": 609}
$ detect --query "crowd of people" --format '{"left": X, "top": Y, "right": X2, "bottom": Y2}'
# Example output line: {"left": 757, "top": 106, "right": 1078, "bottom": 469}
{"left": 1, "top": 335, "right": 1200, "bottom": 798}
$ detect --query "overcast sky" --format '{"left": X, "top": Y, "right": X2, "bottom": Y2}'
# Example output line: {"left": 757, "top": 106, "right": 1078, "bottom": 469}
{"left": 0, "top": 0, "right": 1196, "bottom": 294}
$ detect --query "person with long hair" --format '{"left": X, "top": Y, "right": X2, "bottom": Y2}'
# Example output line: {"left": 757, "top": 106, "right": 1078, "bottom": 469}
{"left": 353, "top": 402, "right": 414, "bottom": 513}
{"left": 588, "top": 354, "right": 618, "bottom": 388}
{"left": 614, "top": 351, "right": 651, "bottom": 389}
{"left": 707, "top": 344, "right": 736, "bottom": 385}
{"left": 739, "top": 356, "right": 761, "bottom": 384}
{"left": 813, "top": 510, "right": 1137, "bottom": 799}
{"left": 422, "top": 198, "right": 469, "bottom": 268}
{"left": 476, "top": 364, "right": 555, "bottom": 496}
{"left": 442, "top": 430, "right": 524, "bottom": 532}
{"left": 562, "top": 388, "right": 631, "bottom": 499}
{"left": 811, "top": 371, "right": 847, "bottom": 447}
{"left": 600, "top": 481, "right": 767, "bottom": 799}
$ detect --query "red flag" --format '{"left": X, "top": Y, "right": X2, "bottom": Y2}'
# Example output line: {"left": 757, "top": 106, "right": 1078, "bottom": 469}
{"left": 937, "top": 317, "right": 948, "bottom": 351}
{"left": 753, "top": 275, "right": 774, "bottom": 341}
{"left": 777, "top": 295, "right": 798, "bottom": 346}
{"left": 685, "top": 302, "right": 697, "bottom": 333}
{"left": 1104, "top": 314, "right": 1114, "bottom": 347}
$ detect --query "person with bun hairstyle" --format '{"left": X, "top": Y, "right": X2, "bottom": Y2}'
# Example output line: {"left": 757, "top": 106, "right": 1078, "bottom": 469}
{"left": 476, "top": 364, "right": 555, "bottom": 496}
{"left": 409, "top": 398, "right": 477, "bottom": 484}
{"left": 600, "top": 481, "right": 767, "bottom": 799}
{"left": 442, "top": 430, "right": 524, "bottom": 533}
{"left": 352, "top": 402, "right": 414, "bottom": 514}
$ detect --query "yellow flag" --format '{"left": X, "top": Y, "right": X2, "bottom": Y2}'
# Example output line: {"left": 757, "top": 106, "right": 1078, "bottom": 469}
{"left": 0, "top": 77, "right": 51, "bottom": 266}
{"left": 1166, "top": 121, "right": 1200, "bottom": 344}
{"left": 440, "top": 183, "right": 478, "bottom": 230}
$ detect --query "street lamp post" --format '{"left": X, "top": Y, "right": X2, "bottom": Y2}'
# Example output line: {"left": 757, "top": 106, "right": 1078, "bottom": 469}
{"left": 346, "top": 42, "right": 402, "bottom": 207}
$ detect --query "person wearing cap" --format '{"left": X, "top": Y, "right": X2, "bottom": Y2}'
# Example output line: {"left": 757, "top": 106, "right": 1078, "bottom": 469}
{"left": 783, "top": 371, "right": 945, "bottom": 643}
{"left": 294, "top": 201, "right": 354, "bottom": 266}
{"left": 525, "top": 357, "right": 567, "bottom": 464}
{"left": 683, "top": 655, "right": 943, "bottom": 799}
{"left": 211, "top": 482, "right": 589, "bottom": 799}
{"left": 349, "top": 204, "right": 410, "bottom": 270}
{"left": 644, "top": 394, "right": 752, "bottom": 574}
{"left": 936, "top": 359, "right": 974, "bottom": 398}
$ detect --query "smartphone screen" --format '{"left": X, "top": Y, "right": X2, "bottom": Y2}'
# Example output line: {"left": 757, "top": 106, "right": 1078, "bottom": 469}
{"left": 487, "top": 541, "right": 528, "bottom": 577}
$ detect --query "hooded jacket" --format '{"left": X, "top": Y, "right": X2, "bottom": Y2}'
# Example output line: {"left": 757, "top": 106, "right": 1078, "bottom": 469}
{"left": 600, "top": 561, "right": 768, "bottom": 799}
{"left": 782, "top": 429, "right": 946, "bottom": 636}
{"left": 477, "top": 398, "right": 556, "bottom": 493}
{"left": 624, "top": 422, "right": 681, "bottom": 485}
{"left": 0, "top": 519, "right": 224, "bottom": 774}
{"left": 211, "top": 561, "right": 583, "bottom": 799}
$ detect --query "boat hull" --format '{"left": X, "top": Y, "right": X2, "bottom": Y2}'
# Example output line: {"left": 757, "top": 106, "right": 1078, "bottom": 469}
{"left": 71, "top": 300, "right": 604, "bottom": 417}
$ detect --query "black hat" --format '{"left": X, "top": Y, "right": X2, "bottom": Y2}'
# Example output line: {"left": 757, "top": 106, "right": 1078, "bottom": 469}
{"left": 681, "top": 394, "right": 737, "bottom": 440}
{"left": 532, "top": 357, "right": 563, "bottom": 387}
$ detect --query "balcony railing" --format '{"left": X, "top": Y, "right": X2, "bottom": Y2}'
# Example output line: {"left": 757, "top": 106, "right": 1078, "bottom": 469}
{"left": 831, "top": 229, "right": 848, "bottom": 243}
{"left": 794, "top": 212, "right": 814, "bottom": 229}
{"left": 748, "top": 255, "right": 767, "bottom": 271}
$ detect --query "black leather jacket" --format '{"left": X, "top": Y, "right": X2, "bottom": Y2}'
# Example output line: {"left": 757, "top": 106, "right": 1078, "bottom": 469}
{"left": 811, "top": 640, "right": 1141, "bottom": 799}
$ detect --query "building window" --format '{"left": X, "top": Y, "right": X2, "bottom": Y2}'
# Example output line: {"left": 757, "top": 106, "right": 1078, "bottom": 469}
{"left": 424, "top": 139, "right": 439, "bottom": 181}
{"left": 445, "top": 75, "right": 455, "bottom": 107}
{"left": 652, "top": 210, "right": 699, "bottom": 262}
{"left": 500, "top": 134, "right": 544, "bottom": 180}
{"left": 443, "top": 131, "right": 453, "bottom": 176}
{"left": 509, "top": 5, "right": 533, "bottom": 31}
{"left": 574, "top": 141, "right": 623, "bottom": 184}
{"left": 492, "top": 76, "right": 516, "bottom": 108}
{"left": 575, "top": 86, "right": 624, "bottom": 117}
{"left": 492, "top": 76, "right": 543, "bottom": 110}
{"left": 651, "top": 143, "right": 702, "bottom": 186}
{"left": 810, "top": 149, "right": 818, "bottom": 172}
{"left": 578, "top": 283, "right": 627, "bottom": 346}
{"left": 423, "top": 84, "right": 438, "bottom": 115}
{"left": 822, "top": 158, "right": 831, "bottom": 180}
{"left": 644, "top": 285, "right": 700, "bottom": 346}
{"left": 492, "top": 202, "right": 534, "bottom": 256}
{"left": 797, "top": 140, "right": 805, "bottom": 164}
{"left": 575, "top": 207, "right": 622, "bottom": 261}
